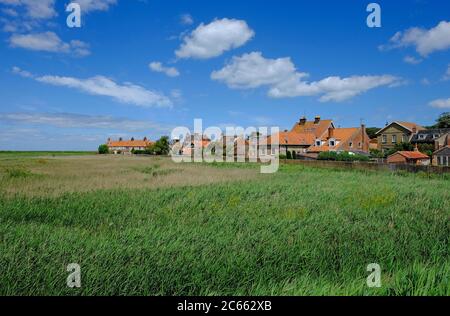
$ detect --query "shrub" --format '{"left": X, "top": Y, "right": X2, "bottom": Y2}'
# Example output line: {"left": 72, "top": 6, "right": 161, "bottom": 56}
{"left": 318, "top": 151, "right": 369, "bottom": 162}
{"left": 98, "top": 144, "right": 109, "bottom": 154}
{"left": 292, "top": 151, "right": 297, "bottom": 159}
{"left": 286, "top": 151, "right": 292, "bottom": 159}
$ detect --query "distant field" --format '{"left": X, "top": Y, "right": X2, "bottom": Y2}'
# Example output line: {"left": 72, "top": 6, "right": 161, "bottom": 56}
{"left": 0, "top": 156, "right": 448, "bottom": 295}
{"left": 0, "top": 151, "right": 95, "bottom": 158}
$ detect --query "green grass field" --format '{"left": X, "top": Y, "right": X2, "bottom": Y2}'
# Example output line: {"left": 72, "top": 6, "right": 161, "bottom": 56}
{"left": 0, "top": 155, "right": 448, "bottom": 295}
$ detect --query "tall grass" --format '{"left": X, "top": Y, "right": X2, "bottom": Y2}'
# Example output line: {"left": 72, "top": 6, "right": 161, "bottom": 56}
{"left": 0, "top": 158, "right": 448, "bottom": 295}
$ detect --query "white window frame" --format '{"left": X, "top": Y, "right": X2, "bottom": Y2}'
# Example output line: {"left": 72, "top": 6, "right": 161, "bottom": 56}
{"left": 392, "top": 135, "right": 397, "bottom": 143}
{"left": 382, "top": 135, "right": 387, "bottom": 143}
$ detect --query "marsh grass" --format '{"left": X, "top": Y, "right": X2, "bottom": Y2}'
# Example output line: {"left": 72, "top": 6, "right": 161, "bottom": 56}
{"left": 0, "top": 155, "right": 448, "bottom": 295}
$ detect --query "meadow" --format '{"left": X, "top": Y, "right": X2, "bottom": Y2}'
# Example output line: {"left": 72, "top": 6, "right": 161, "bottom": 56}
{"left": 0, "top": 154, "right": 448, "bottom": 295}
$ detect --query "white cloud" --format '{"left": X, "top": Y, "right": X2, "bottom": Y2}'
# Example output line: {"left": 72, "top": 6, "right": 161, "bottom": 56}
{"left": 180, "top": 13, "right": 193, "bottom": 26}
{"left": 73, "top": 0, "right": 117, "bottom": 13}
{"left": 0, "top": 112, "right": 170, "bottom": 132}
{"left": 403, "top": 55, "right": 422, "bottom": 65}
{"left": 9, "top": 32, "right": 91, "bottom": 56}
{"left": 149, "top": 61, "right": 180, "bottom": 77}
{"left": 429, "top": 98, "right": 450, "bottom": 109}
{"left": 380, "top": 21, "right": 450, "bottom": 56}
{"left": 175, "top": 18, "right": 254, "bottom": 59}
{"left": 11, "top": 66, "right": 33, "bottom": 78}
{"left": 12, "top": 67, "right": 172, "bottom": 107}
{"left": 211, "top": 52, "right": 401, "bottom": 102}
{"left": 0, "top": 0, "right": 56, "bottom": 19}
{"left": 35, "top": 75, "right": 172, "bottom": 107}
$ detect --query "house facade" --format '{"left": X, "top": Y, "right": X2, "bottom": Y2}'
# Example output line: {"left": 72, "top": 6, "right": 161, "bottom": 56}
{"left": 107, "top": 137, "right": 152, "bottom": 154}
{"left": 432, "top": 133, "right": 450, "bottom": 167}
{"left": 375, "top": 121, "right": 425, "bottom": 153}
{"left": 266, "top": 116, "right": 370, "bottom": 158}
{"left": 410, "top": 128, "right": 450, "bottom": 146}
{"left": 387, "top": 150, "right": 430, "bottom": 165}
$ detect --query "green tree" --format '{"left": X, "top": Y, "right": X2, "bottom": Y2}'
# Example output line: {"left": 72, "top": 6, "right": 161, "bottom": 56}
{"left": 98, "top": 144, "right": 109, "bottom": 154}
{"left": 434, "top": 112, "right": 450, "bottom": 128}
{"left": 146, "top": 136, "right": 170, "bottom": 155}
{"left": 366, "top": 127, "right": 381, "bottom": 139}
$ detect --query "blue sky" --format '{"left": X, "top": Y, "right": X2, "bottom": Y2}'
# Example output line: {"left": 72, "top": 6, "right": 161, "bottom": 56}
{"left": 0, "top": 0, "right": 449, "bottom": 150}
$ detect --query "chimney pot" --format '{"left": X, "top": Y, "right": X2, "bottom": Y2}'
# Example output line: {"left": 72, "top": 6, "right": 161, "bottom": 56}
{"left": 299, "top": 116, "right": 307, "bottom": 125}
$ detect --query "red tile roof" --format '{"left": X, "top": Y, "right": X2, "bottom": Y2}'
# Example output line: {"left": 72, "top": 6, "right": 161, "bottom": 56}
{"left": 291, "top": 119, "right": 333, "bottom": 138}
{"left": 395, "top": 151, "right": 429, "bottom": 159}
{"left": 267, "top": 131, "right": 315, "bottom": 145}
{"left": 108, "top": 139, "right": 152, "bottom": 147}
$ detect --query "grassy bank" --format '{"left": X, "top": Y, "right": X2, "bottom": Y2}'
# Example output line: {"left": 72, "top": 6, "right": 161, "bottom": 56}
{"left": 0, "top": 156, "right": 448, "bottom": 295}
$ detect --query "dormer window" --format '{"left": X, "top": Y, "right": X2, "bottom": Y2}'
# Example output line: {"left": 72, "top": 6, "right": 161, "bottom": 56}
{"left": 433, "top": 134, "right": 439, "bottom": 139}
{"left": 315, "top": 139, "right": 321, "bottom": 146}
{"left": 418, "top": 134, "right": 426, "bottom": 140}
{"left": 329, "top": 138, "right": 336, "bottom": 147}
{"left": 349, "top": 142, "right": 353, "bottom": 148}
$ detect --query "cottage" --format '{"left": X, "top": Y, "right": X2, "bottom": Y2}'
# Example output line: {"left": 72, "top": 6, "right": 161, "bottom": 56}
{"left": 432, "top": 133, "right": 450, "bottom": 167}
{"left": 410, "top": 128, "right": 450, "bottom": 146}
{"left": 387, "top": 150, "right": 430, "bottom": 165}
{"left": 107, "top": 137, "right": 152, "bottom": 154}
{"left": 266, "top": 116, "right": 369, "bottom": 159}
{"left": 375, "top": 121, "right": 425, "bottom": 153}
{"left": 307, "top": 125, "right": 370, "bottom": 157}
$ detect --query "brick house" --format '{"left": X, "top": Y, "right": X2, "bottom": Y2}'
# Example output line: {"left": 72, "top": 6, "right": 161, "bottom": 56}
{"left": 387, "top": 150, "right": 430, "bottom": 165}
{"left": 432, "top": 133, "right": 450, "bottom": 167}
{"left": 374, "top": 121, "right": 425, "bottom": 153}
{"left": 107, "top": 137, "right": 152, "bottom": 154}
{"left": 266, "top": 116, "right": 370, "bottom": 158}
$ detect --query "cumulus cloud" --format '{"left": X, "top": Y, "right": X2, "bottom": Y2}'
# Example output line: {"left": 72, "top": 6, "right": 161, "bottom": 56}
{"left": 175, "top": 18, "right": 254, "bottom": 59}
{"left": 380, "top": 21, "right": 450, "bottom": 56}
{"left": 12, "top": 67, "right": 172, "bottom": 107}
{"left": 211, "top": 52, "right": 401, "bottom": 102}
{"left": 9, "top": 32, "right": 91, "bottom": 56}
{"left": 429, "top": 98, "right": 450, "bottom": 109}
{"left": 0, "top": 112, "right": 170, "bottom": 132}
{"left": 149, "top": 62, "right": 180, "bottom": 77}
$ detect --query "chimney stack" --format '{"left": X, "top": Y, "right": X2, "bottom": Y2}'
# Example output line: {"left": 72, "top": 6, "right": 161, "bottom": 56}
{"left": 412, "top": 126, "right": 417, "bottom": 134}
{"left": 299, "top": 116, "right": 307, "bottom": 125}
{"left": 143, "top": 137, "right": 147, "bottom": 141}
{"left": 119, "top": 137, "right": 123, "bottom": 141}
{"left": 361, "top": 124, "right": 366, "bottom": 149}
{"left": 314, "top": 116, "right": 321, "bottom": 124}
{"left": 328, "top": 127, "right": 334, "bottom": 139}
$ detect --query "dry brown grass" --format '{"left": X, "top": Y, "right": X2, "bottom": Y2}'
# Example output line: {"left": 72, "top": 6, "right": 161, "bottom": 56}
{"left": 0, "top": 155, "right": 260, "bottom": 197}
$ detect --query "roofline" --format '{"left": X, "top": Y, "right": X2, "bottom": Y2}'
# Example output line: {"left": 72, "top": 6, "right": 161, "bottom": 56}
{"left": 432, "top": 145, "right": 450, "bottom": 155}
{"left": 374, "top": 121, "right": 417, "bottom": 135}
{"left": 387, "top": 151, "right": 429, "bottom": 159}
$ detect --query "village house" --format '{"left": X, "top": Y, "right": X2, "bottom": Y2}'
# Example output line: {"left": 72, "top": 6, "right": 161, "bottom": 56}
{"left": 266, "top": 116, "right": 370, "bottom": 158}
{"left": 386, "top": 148, "right": 430, "bottom": 165}
{"left": 432, "top": 133, "right": 450, "bottom": 167}
{"left": 410, "top": 128, "right": 450, "bottom": 146}
{"left": 374, "top": 121, "right": 425, "bottom": 153}
{"left": 107, "top": 137, "right": 152, "bottom": 154}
